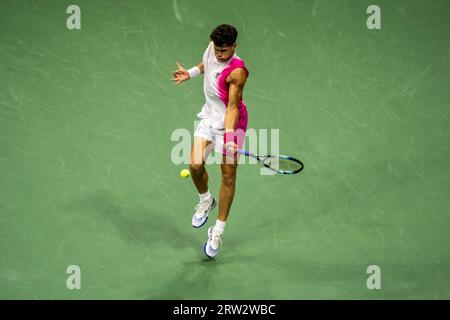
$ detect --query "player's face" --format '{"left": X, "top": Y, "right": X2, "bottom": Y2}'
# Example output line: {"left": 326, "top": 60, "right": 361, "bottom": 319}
{"left": 214, "top": 43, "right": 236, "bottom": 62}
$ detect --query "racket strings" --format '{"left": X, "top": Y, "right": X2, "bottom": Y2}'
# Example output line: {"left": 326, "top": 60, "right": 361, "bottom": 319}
{"left": 262, "top": 156, "right": 303, "bottom": 174}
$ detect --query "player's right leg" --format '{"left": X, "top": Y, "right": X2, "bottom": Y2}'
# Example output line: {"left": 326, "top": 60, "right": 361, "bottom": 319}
{"left": 204, "top": 154, "right": 238, "bottom": 258}
{"left": 190, "top": 136, "right": 217, "bottom": 228}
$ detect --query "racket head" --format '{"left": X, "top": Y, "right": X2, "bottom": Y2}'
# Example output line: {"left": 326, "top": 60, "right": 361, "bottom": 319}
{"left": 259, "top": 154, "right": 304, "bottom": 174}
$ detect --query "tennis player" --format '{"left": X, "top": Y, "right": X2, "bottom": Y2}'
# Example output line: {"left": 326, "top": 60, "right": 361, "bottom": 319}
{"left": 171, "top": 24, "right": 249, "bottom": 258}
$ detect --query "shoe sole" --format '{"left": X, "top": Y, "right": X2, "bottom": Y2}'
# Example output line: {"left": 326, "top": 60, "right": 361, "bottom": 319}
{"left": 192, "top": 197, "right": 217, "bottom": 229}
{"left": 193, "top": 216, "right": 208, "bottom": 229}
{"left": 203, "top": 242, "right": 214, "bottom": 259}
{"left": 203, "top": 227, "right": 218, "bottom": 259}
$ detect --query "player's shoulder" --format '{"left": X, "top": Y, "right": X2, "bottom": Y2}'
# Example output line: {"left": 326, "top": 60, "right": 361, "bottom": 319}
{"left": 229, "top": 67, "right": 248, "bottom": 85}
{"left": 203, "top": 41, "right": 214, "bottom": 62}
{"left": 230, "top": 57, "right": 248, "bottom": 78}
{"left": 230, "top": 67, "right": 247, "bottom": 76}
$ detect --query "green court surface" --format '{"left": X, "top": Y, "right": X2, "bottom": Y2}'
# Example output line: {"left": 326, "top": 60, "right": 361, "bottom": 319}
{"left": 1, "top": 0, "right": 449, "bottom": 299}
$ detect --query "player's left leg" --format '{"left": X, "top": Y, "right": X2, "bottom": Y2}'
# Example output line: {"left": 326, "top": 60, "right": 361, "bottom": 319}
{"left": 204, "top": 154, "right": 238, "bottom": 258}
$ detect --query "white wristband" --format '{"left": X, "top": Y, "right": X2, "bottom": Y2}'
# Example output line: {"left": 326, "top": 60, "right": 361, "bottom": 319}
{"left": 187, "top": 66, "right": 201, "bottom": 79}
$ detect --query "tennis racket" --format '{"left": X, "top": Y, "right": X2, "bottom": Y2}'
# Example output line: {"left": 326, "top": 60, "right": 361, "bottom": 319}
{"left": 237, "top": 149, "right": 304, "bottom": 175}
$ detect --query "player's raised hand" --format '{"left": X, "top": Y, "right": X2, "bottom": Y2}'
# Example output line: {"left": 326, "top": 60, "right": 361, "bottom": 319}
{"left": 171, "top": 62, "right": 190, "bottom": 85}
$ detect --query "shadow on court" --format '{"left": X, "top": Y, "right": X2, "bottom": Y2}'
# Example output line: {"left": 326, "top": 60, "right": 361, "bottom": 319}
{"left": 64, "top": 190, "right": 199, "bottom": 251}
{"left": 141, "top": 259, "right": 219, "bottom": 299}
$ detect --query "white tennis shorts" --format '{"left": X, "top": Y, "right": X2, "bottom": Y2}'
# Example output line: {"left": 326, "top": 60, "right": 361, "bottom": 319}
{"left": 193, "top": 118, "right": 225, "bottom": 154}
{"left": 194, "top": 118, "right": 246, "bottom": 155}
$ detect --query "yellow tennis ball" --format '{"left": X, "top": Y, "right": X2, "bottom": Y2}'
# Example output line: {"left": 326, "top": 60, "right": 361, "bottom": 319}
{"left": 180, "top": 169, "right": 190, "bottom": 178}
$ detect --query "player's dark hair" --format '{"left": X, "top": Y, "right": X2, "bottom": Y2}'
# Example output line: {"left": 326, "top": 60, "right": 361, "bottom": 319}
{"left": 210, "top": 24, "right": 238, "bottom": 47}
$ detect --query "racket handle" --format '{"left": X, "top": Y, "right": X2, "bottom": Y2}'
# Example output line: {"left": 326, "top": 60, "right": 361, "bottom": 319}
{"left": 237, "top": 149, "right": 251, "bottom": 157}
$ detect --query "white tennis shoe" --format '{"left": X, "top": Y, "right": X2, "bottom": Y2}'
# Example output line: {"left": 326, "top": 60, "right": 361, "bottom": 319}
{"left": 192, "top": 196, "right": 217, "bottom": 228}
{"left": 204, "top": 227, "right": 222, "bottom": 259}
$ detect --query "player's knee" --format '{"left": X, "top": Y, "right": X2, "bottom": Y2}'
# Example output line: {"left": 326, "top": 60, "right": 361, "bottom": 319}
{"left": 221, "top": 171, "right": 236, "bottom": 187}
{"left": 189, "top": 162, "right": 204, "bottom": 173}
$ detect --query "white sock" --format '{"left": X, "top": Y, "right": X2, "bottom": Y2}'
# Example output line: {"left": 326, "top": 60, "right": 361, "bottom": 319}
{"left": 199, "top": 190, "right": 211, "bottom": 202}
{"left": 214, "top": 219, "right": 226, "bottom": 234}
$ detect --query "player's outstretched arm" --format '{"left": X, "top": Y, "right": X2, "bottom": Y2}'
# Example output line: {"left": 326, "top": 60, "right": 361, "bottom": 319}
{"left": 223, "top": 68, "right": 247, "bottom": 153}
{"left": 224, "top": 68, "right": 247, "bottom": 131}
{"left": 171, "top": 61, "right": 204, "bottom": 85}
